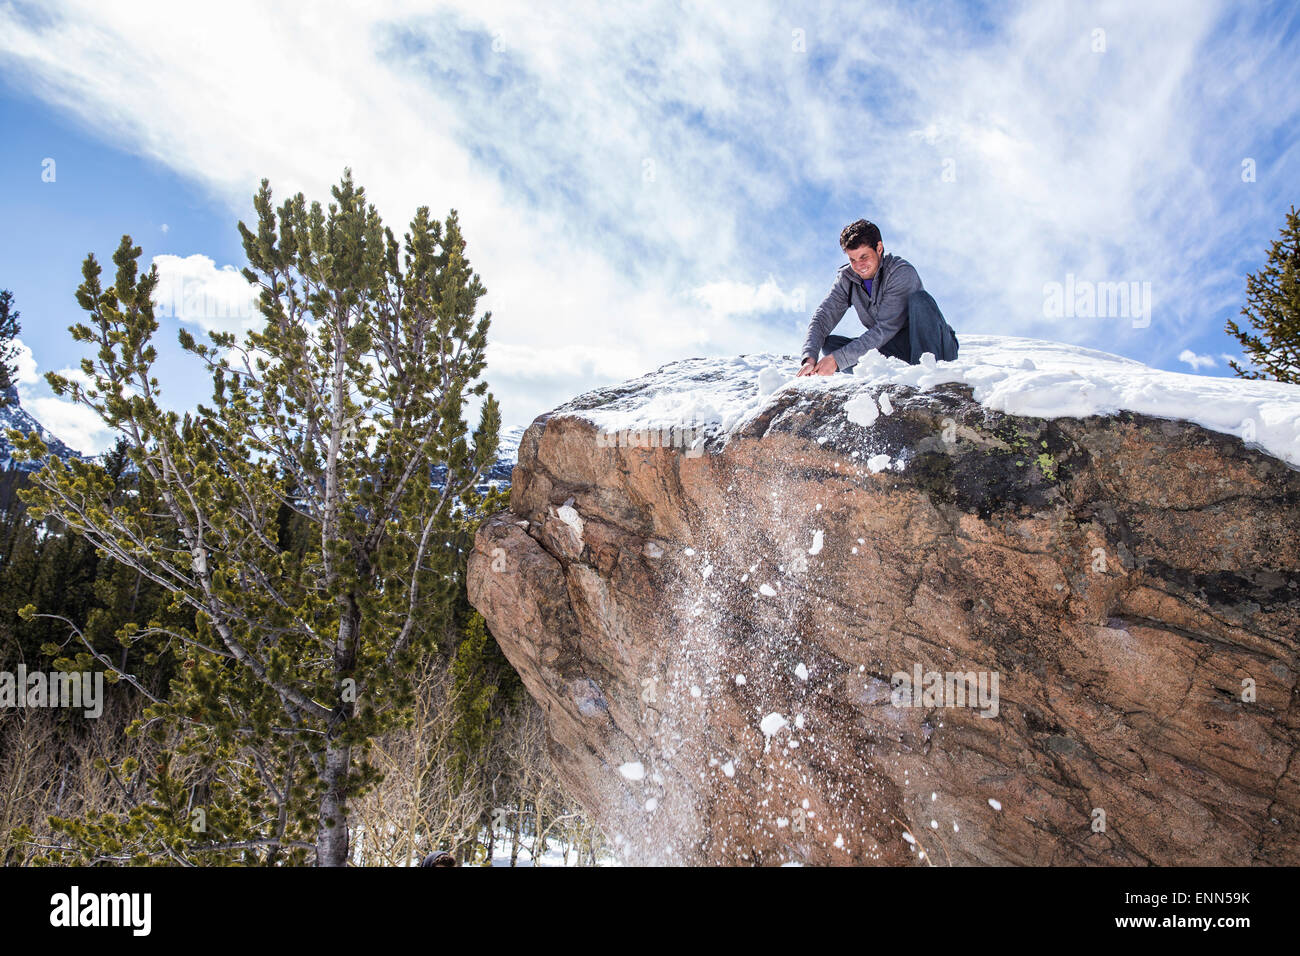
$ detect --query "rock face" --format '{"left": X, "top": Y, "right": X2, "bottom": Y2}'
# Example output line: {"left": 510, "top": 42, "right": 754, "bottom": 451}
{"left": 467, "top": 351, "right": 1300, "bottom": 866}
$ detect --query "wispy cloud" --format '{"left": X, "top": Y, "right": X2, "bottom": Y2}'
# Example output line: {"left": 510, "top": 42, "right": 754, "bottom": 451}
{"left": 2, "top": 0, "right": 1297, "bottom": 440}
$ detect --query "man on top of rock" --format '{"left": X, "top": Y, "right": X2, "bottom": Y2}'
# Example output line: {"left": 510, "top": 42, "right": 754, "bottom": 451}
{"left": 797, "top": 219, "right": 959, "bottom": 376}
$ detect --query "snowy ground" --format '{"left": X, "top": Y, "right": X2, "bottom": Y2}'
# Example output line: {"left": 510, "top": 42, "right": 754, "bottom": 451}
{"left": 488, "top": 840, "right": 620, "bottom": 867}
{"left": 563, "top": 335, "right": 1300, "bottom": 470}
{"left": 348, "top": 819, "right": 619, "bottom": 866}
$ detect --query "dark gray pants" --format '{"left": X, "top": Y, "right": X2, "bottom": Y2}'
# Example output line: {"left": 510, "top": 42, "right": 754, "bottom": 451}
{"left": 822, "top": 290, "right": 959, "bottom": 371}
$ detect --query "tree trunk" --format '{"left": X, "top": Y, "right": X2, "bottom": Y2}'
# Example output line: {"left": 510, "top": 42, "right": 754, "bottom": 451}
{"left": 510, "top": 796, "right": 523, "bottom": 867}
{"left": 317, "top": 735, "right": 352, "bottom": 866}
{"left": 317, "top": 602, "right": 360, "bottom": 866}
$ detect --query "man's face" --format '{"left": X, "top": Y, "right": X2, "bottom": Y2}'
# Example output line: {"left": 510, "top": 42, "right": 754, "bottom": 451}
{"left": 846, "top": 242, "right": 884, "bottom": 280}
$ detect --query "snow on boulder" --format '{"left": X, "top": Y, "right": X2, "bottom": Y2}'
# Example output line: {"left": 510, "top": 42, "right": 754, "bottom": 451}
{"left": 757, "top": 365, "right": 789, "bottom": 395}
{"left": 540, "top": 335, "right": 1300, "bottom": 468}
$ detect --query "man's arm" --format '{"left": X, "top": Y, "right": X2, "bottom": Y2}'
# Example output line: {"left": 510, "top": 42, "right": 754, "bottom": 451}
{"left": 800, "top": 273, "right": 850, "bottom": 365}
{"left": 828, "top": 261, "right": 921, "bottom": 371}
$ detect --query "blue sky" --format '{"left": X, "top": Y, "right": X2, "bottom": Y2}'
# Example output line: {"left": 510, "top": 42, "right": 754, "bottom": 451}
{"left": 2, "top": 0, "right": 1298, "bottom": 454}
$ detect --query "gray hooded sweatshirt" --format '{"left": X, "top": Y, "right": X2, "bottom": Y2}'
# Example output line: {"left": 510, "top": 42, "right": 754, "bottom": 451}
{"left": 801, "top": 253, "right": 922, "bottom": 370}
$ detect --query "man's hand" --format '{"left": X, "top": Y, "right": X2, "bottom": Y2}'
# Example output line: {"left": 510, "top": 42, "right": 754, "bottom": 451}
{"left": 797, "top": 355, "right": 837, "bottom": 377}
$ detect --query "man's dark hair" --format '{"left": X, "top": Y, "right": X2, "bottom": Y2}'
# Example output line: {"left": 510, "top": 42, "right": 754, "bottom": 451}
{"left": 418, "top": 850, "right": 457, "bottom": 867}
{"left": 840, "top": 219, "right": 882, "bottom": 252}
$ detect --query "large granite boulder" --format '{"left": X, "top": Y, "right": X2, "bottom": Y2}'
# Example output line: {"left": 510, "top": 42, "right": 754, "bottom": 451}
{"left": 468, "top": 339, "right": 1300, "bottom": 865}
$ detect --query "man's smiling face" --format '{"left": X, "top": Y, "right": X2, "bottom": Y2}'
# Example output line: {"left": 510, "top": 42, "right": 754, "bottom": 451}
{"left": 846, "top": 241, "right": 884, "bottom": 280}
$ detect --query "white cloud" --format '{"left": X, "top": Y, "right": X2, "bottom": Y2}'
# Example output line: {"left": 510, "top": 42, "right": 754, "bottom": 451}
{"left": 485, "top": 343, "right": 647, "bottom": 382}
{"left": 20, "top": 394, "right": 116, "bottom": 455}
{"left": 691, "top": 278, "right": 805, "bottom": 317}
{"left": 46, "top": 364, "right": 95, "bottom": 390}
{"left": 1177, "top": 349, "right": 1216, "bottom": 370}
{"left": 152, "top": 254, "right": 261, "bottom": 337}
{"left": 10, "top": 339, "right": 118, "bottom": 454}
{"left": 11, "top": 339, "right": 40, "bottom": 386}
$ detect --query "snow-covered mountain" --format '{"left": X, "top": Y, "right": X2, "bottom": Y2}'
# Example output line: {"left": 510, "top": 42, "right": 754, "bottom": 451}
{"left": 495, "top": 423, "right": 527, "bottom": 463}
{"left": 433, "top": 423, "right": 524, "bottom": 495}
{"left": 0, "top": 385, "right": 86, "bottom": 471}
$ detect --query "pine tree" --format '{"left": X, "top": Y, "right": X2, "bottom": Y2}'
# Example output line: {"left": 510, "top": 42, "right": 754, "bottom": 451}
{"left": 448, "top": 610, "right": 500, "bottom": 791}
{"left": 0, "top": 470, "right": 44, "bottom": 667}
{"left": 0, "top": 289, "right": 20, "bottom": 406}
{"left": 1225, "top": 204, "right": 1300, "bottom": 384}
{"left": 19, "top": 742, "right": 298, "bottom": 866}
{"left": 8, "top": 169, "right": 501, "bottom": 866}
